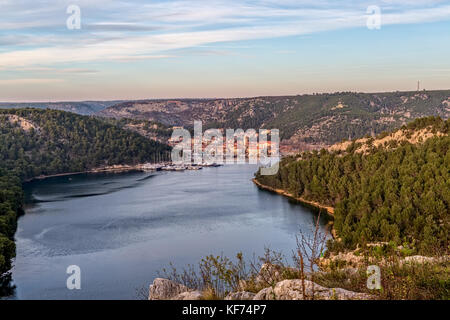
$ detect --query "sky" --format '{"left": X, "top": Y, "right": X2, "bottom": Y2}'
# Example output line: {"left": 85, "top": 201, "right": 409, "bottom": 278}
{"left": 1, "top": 0, "right": 450, "bottom": 101}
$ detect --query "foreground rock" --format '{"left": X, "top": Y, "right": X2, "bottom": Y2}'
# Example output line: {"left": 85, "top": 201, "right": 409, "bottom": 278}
{"left": 149, "top": 278, "right": 203, "bottom": 300}
{"left": 149, "top": 277, "right": 373, "bottom": 300}
{"left": 173, "top": 291, "right": 204, "bottom": 300}
{"left": 225, "top": 291, "right": 256, "bottom": 300}
{"left": 252, "top": 279, "right": 373, "bottom": 300}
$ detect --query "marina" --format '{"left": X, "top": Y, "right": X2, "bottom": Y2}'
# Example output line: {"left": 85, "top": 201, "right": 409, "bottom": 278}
{"left": 142, "top": 162, "right": 222, "bottom": 172}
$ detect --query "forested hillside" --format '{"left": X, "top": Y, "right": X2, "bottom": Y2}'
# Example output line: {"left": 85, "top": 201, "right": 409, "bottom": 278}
{"left": 103, "top": 118, "right": 173, "bottom": 145}
{"left": 0, "top": 109, "right": 170, "bottom": 275}
{"left": 255, "top": 117, "right": 449, "bottom": 254}
{"left": 98, "top": 90, "right": 450, "bottom": 150}
{"left": 0, "top": 109, "right": 171, "bottom": 179}
{"left": 0, "top": 101, "right": 120, "bottom": 115}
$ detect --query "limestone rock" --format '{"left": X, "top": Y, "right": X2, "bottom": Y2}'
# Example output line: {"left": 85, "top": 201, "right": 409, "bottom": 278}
{"left": 148, "top": 276, "right": 374, "bottom": 301}
{"left": 403, "top": 255, "right": 440, "bottom": 264}
{"left": 225, "top": 291, "right": 256, "bottom": 300}
{"left": 173, "top": 291, "right": 204, "bottom": 300}
{"left": 148, "top": 278, "right": 190, "bottom": 300}
{"left": 320, "top": 251, "right": 364, "bottom": 270}
{"left": 328, "top": 287, "right": 373, "bottom": 300}
{"left": 252, "top": 279, "right": 373, "bottom": 300}
{"left": 253, "top": 287, "right": 274, "bottom": 300}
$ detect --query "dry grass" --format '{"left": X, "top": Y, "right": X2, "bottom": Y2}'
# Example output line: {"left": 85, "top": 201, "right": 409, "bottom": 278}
{"left": 329, "top": 126, "right": 446, "bottom": 154}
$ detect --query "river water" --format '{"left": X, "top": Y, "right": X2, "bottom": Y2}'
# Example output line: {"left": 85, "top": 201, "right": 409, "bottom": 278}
{"left": 8, "top": 164, "right": 327, "bottom": 299}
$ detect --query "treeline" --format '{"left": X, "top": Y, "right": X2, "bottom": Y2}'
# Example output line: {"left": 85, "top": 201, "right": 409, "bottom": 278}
{"left": 255, "top": 117, "right": 449, "bottom": 254}
{"left": 0, "top": 108, "right": 171, "bottom": 275}
{"left": 0, "top": 171, "right": 22, "bottom": 274}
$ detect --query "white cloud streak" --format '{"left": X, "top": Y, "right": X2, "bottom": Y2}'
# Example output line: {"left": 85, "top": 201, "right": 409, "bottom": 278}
{"left": 0, "top": 1, "right": 449, "bottom": 69}
{"left": 0, "top": 78, "right": 64, "bottom": 85}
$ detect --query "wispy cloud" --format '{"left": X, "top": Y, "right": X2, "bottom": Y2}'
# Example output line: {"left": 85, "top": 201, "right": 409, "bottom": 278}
{"left": 0, "top": 78, "right": 65, "bottom": 85}
{"left": 85, "top": 23, "right": 163, "bottom": 32}
{"left": 6, "top": 67, "right": 100, "bottom": 74}
{"left": 0, "top": 1, "right": 450, "bottom": 70}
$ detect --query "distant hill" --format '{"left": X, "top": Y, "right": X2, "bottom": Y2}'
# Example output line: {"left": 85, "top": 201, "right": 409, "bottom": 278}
{"left": 0, "top": 109, "right": 171, "bottom": 179}
{"left": 0, "top": 101, "right": 176, "bottom": 145}
{"left": 102, "top": 118, "right": 174, "bottom": 145}
{"left": 97, "top": 90, "right": 450, "bottom": 151}
{"left": 0, "top": 101, "right": 122, "bottom": 115}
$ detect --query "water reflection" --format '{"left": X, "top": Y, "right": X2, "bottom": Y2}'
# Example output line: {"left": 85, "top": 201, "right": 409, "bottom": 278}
{"left": 5, "top": 165, "right": 326, "bottom": 300}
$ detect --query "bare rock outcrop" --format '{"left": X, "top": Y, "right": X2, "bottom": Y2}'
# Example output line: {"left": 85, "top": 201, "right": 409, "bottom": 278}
{"left": 149, "top": 278, "right": 197, "bottom": 300}
{"left": 253, "top": 287, "right": 274, "bottom": 300}
{"left": 149, "top": 263, "right": 374, "bottom": 301}
{"left": 321, "top": 250, "right": 450, "bottom": 271}
{"left": 173, "top": 291, "right": 204, "bottom": 300}
{"left": 225, "top": 291, "right": 256, "bottom": 300}
{"left": 252, "top": 279, "right": 373, "bottom": 300}
{"left": 402, "top": 255, "right": 448, "bottom": 265}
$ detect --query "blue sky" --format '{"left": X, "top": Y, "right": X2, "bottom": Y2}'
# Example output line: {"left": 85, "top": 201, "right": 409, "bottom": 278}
{"left": 1, "top": 0, "right": 450, "bottom": 101}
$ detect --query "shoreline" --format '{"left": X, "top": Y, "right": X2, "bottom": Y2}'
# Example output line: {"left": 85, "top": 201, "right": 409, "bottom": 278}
{"left": 23, "top": 164, "right": 161, "bottom": 183}
{"left": 252, "top": 179, "right": 337, "bottom": 238}
{"left": 252, "top": 178, "right": 335, "bottom": 216}
{"left": 23, "top": 162, "right": 223, "bottom": 183}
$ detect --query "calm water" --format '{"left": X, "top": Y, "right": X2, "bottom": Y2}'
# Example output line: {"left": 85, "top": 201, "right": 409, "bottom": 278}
{"left": 8, "top": 164, "right": 326, "bottom": 300}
